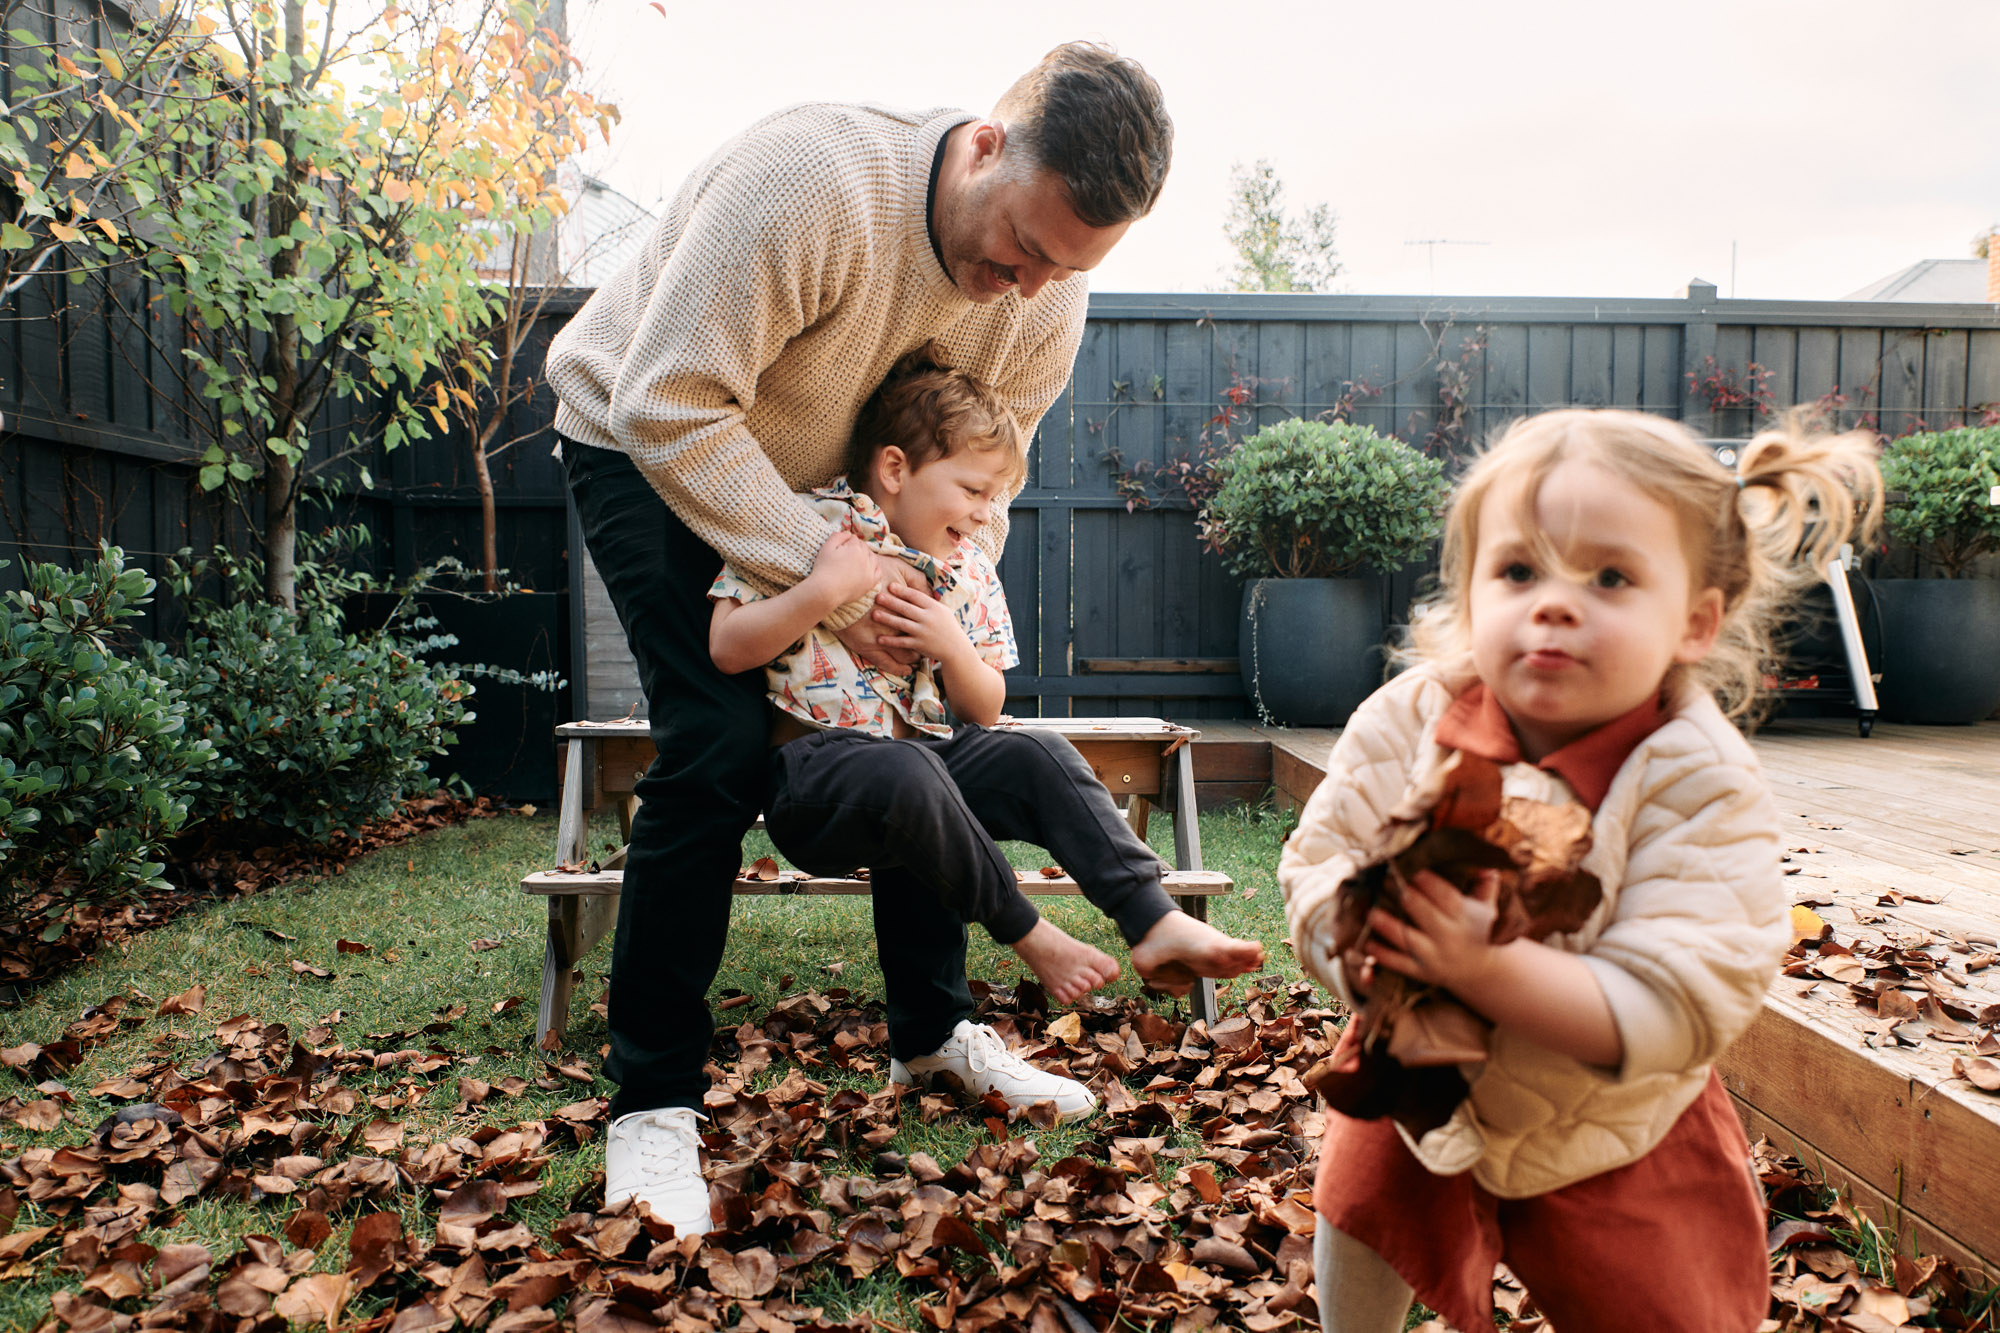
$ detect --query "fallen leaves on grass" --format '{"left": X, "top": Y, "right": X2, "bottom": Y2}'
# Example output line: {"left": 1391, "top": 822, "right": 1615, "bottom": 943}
{"left": 3, "top": 976, "right": 1992, "bottom": 1332}
{"left": 0, "top": 793, "right": 499, "bottom": 995}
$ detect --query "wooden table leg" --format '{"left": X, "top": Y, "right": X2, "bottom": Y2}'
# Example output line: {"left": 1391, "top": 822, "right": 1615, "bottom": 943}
{"left": 536, "top": 891, "right": 620, "bottom": 1050}
{"left": 1169, "top": 742, "right": 1220, "bottom": 1025}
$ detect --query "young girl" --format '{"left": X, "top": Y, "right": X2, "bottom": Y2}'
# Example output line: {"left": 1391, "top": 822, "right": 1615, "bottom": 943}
{"left": 1280, "top": 408, "right": 1880, "bottom": 1333}
{"left": 711, "top": 352, "right": 1263, "bottom": 1119}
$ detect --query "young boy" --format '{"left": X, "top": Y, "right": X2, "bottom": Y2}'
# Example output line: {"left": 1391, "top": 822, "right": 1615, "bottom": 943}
{"left": 709, "top": 350, "right": 1264, "bottom": 1118}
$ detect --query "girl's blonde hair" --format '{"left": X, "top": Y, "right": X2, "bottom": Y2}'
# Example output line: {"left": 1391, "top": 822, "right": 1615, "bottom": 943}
{"left": 1403, "top": 408, "right": 1883, "bottom": 722}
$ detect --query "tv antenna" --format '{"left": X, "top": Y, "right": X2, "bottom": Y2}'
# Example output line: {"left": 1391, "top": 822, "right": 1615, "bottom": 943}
{"left": 1403, "top": 238, "right": 1490, "bottom": 293}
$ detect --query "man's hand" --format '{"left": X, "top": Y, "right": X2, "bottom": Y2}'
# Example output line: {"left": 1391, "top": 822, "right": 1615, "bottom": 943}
{"left": 804, "top": 529, "right": 880, "bottom": 607}
{"left": 830, "top": 552, "right": 926, "bottom": 671}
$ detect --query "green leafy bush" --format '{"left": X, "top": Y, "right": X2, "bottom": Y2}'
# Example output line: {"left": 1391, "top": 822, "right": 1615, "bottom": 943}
{"left": 1880, "top": 427, "right": 2000, "bottom": 578}
{"left": 1197, "top": 419, "right": 1451, "bottom": 579}
{"left": 0, "top": 549, "right": 215, "bottom": 915}
{"left": 145, "top": 544, "right": 475, "bottom": 845}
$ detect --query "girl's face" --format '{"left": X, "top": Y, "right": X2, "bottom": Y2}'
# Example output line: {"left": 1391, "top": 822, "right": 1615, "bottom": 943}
{"left": 1468, "top": 458, "right": 1724, "bottom": 760}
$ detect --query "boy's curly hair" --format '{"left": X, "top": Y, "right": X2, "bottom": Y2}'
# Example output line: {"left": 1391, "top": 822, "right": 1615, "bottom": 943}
{"left": 846, "top": 345, "right": 1026, "bottom": 488}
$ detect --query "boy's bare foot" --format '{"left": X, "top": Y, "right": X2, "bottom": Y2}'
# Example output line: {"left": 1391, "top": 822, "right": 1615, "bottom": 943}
{"left": 1012, "top": 919, "right": 1120, "bottom": 1005}
{"left": 1129, "top": 909, "right": 1267, "bottom": 996}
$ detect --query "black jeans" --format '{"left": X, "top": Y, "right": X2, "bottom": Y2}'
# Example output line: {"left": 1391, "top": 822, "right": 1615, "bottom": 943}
{"left": 765, "top": 727, "right": 1178, "bottom": 995}
{"left": 561, "top": 439, "right": 982, "bottom": 1112}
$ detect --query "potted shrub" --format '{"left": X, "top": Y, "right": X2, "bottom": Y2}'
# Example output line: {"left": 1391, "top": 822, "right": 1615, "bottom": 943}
{"left": 1199, "top": 419, "right": 1450, "bottom": 726}
{"left": 1873, "top": 426, "right": 2000, "bottom": 724}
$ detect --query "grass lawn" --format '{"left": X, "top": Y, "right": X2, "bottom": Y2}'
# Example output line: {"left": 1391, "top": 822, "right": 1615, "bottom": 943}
{"left": 0, "top": 800, "right": 1317, "bottom": 1330}
{"left": 7, "top": 800, "right": 1989, "bottom": 1332}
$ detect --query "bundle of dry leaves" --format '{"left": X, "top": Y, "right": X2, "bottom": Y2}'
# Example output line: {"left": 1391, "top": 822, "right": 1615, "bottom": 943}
{"left": 1310, "top": 753, "right": 1603, "bottom": 1137}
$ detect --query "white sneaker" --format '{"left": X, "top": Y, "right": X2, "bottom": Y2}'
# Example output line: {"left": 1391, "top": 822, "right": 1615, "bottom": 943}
{"left": 889, "top": 1020, "right": 1098, "bottom": 1122}
{"left": 604, "top": 1108, "right": 712, "bottom": 1237}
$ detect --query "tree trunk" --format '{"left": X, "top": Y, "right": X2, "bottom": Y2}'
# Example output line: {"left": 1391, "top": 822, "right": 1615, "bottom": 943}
{"left": 473, "top": 440, "right": 499, "bottom": 593}
{"left": 264, "top": 451, "right": 298, "bottom": 607}
{"left": 260, "top": 0, "right": 309, "bottom": 609}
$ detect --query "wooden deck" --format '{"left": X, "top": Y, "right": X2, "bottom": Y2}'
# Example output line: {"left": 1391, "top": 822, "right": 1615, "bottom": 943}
{"left": 1226, "top": 716, "right": 2000, "bottom": 1276}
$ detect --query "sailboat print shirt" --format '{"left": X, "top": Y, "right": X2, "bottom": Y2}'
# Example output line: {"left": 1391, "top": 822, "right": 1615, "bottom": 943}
{"left": 708, "top": 478, "right": 1019, "bottom": 739}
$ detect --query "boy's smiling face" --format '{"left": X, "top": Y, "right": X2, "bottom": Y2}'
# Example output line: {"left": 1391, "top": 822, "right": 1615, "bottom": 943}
{"left": 1469, "top": 458, "right": 1724, "bottom": 761}
{"left": 869, "top": 445, "right": 1016, "bottom": 561}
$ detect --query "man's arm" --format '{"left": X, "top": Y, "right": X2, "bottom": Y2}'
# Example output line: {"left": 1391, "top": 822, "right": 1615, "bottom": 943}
{"left": 564, "top": 123, "right": 863, "bottom": 603}
{"left": 711, "top": 532, "right": 880, "bottom": 674}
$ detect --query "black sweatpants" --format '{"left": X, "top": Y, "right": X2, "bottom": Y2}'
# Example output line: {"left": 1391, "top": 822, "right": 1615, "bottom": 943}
{"left": 562, "top": 440, "right": 985, "bottom": 1111}
{"left": 765, "top": 726, "right": 1180, "bottom": 969}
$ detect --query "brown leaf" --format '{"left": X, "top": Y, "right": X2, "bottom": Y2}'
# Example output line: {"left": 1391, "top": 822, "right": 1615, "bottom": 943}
{"left": 0, "top": 1226, "right": 53, "bottom": 1262}
{"left": 290, "top": 959, "right": 333, "bottom": 979}
{"left": 470, "top": 938, "right": 502, "bottom": 952}
{"left": 4, "top": 1098, "right": 62, "bottom": 1131}
{"left": 273, "top": 1272, "right": 352, "bottom": 1327}
{"left": 285, "top": 1209, "right": 334, "bottom": 1252}
{"left": 347, "top": 1210, "right": 410, "bottom": 1288}
{"left": 749, "top": 856, "right": 781, "bottom": 881}
{"left": 160, "top": 983, "right": 207, "bottom": 1015}
{"left": 1953, "top": 1056, "right": 2000, "bottom": 1091}
{"left": 336, "top": 939, "right": 372, "bottom": 955}
{"left": 705, "top": 1246, "right": 779, "bottom": 1299}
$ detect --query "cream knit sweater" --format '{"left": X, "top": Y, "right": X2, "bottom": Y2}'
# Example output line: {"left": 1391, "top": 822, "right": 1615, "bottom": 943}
{"left": 545, "top": 102, "right": 1090, "bottom": 604}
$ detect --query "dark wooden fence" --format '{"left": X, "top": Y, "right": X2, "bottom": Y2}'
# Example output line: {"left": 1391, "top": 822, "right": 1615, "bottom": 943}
{"left": 7, "top": 283, "right": 1998, "bottom": 724}
{"left": 1007, "top": 285, "right": 2000, "bottom": 717}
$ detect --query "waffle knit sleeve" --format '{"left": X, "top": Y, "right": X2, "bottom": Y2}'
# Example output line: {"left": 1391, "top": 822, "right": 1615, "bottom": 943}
{"left": 601, "top": 140, "right": 863, "bottom": 597}
{"left": 970, "top": 286, "right": 1087, "bottom": 566}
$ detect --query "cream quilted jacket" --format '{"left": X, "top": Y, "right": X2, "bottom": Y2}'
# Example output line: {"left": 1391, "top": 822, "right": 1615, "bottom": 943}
{"left": 1280, "top": 663, "right": 1787, "bottom": 1197}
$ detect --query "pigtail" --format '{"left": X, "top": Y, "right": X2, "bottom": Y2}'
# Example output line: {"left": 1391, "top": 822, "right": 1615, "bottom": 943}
{"left": 1703, "top": 414, "right": 1883, "bottom": 722}
{"left": 1733, "top": 415, "right": 1884, "bottom": 581}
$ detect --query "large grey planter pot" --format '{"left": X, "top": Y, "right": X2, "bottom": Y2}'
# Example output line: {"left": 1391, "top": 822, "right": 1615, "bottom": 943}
{"left": 1873, "top": 578, "right": 2000, "bottom": 725}
{"left": 1239, "top": 577, "right": 1386, "bottom": 727}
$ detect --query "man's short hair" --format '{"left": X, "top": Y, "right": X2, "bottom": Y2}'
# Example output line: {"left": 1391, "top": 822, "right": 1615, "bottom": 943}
{"left": 993, "top": 42, "right": 1172, "bottom": 229}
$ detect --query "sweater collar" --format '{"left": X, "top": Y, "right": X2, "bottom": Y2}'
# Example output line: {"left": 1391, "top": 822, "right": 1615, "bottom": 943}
{"left": 908, "top": 110, "right": 980, "bottom": 306}
{"left": 1434, "top": 682, "right": 1671, "bottom": 813}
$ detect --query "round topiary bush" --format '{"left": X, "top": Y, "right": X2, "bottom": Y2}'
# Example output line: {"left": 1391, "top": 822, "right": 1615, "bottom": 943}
{"left": 1197, "top": 419, "right": 1451, "bottom": 580}
{"left": 1879, "top": 426, "right": 2000, "bottom": 578}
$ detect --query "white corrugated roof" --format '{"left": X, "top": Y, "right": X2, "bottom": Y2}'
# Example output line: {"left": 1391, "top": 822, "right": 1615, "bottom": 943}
{"left": 1844, "top": 258, "right": 1990, "bottom": 303}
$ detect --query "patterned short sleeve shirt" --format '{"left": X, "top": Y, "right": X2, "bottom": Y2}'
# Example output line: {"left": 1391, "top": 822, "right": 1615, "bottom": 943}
{"left": 709, "top": 479, "right": 1019, "bottom": 738}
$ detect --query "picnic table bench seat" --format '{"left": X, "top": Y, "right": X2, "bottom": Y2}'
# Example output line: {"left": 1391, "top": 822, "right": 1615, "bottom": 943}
{"left": 525, "top": 716, "right": 1233, "bottom": 1046}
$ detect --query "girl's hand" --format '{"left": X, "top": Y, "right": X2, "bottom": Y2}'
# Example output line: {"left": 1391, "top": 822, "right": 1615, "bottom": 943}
{"left": 872, "top": 579, "right": 972, "bottom": 663}
{"left": 808, "top": 529, "right": 881, "bottom": 606}
{"left": 1365, "top": 868, "right": 1502, "bottom": 992}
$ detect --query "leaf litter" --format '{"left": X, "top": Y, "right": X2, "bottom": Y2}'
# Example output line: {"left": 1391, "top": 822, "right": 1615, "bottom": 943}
{"left": 1, "top": 973, "right": 1993, "bottom": 1330}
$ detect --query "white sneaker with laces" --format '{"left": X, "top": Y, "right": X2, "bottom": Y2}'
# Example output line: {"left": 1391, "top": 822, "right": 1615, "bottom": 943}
{"left": 604, "top": 1107, "right": 711, "bottom": 1237}
{"left": 889, "top": 1019, "right": 1098, "bottom": 1121}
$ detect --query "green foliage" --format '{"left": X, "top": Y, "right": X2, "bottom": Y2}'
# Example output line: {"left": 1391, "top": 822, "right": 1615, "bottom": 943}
{"left": 144, "top": 545, "right": 474, "bottom": 845}
{"left": 1198, "top": 419, "right": 1450, "bottom": 579}
{"left": 2, "top": 0, "right": 611, "bottom": 605}
{"left": 1880, "top": 426, "right": 2000, "bottom": 578}
{"left": 1222, "top": 159, "right": 1341, "bottom": 294}
{"left": 0, "top": 550, "right": 215, "bottom": 916}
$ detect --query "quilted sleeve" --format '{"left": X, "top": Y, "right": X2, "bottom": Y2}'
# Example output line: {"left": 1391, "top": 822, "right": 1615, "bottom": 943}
{"left": 1579, "top": 726, "right": 1788, "bottom": 1081}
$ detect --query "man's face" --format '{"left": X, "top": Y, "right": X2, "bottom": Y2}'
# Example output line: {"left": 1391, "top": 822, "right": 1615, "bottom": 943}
{"left": 935, "top": 124, "right": 1131, "bottom": 303}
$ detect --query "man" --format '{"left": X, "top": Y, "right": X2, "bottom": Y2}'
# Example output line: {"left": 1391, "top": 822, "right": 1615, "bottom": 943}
{"left": 544, "top": 42, "right": 1172, "bottom": 1236}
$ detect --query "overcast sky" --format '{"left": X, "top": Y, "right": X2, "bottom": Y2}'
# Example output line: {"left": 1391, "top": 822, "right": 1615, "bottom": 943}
{"left": 563, "top": 0, "right": 1999, "bottom": 302}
